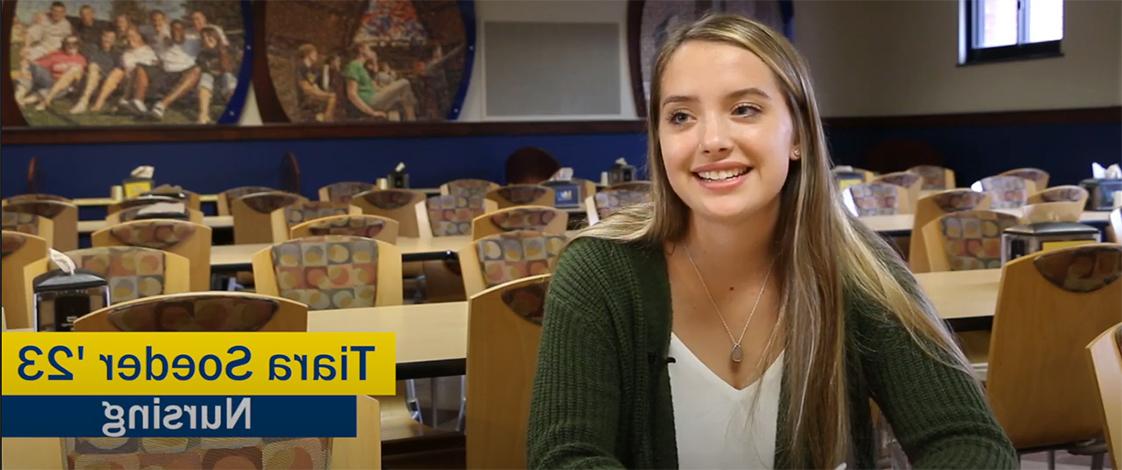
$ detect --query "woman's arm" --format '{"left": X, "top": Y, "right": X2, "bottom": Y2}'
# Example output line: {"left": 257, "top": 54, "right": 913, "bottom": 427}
{"left": 857, "top": 263, "right": 1018, "bottom": 469}
{"left": 527, "top": 239, "right": 626, "bottom": 469}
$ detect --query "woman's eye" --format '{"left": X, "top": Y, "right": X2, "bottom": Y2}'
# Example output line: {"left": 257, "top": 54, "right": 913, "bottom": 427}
{"left": 733, "top": 104, "right": 760, "bottom": 117}
{"left": 668, "top": 112, "right": 691, "bottom": 125}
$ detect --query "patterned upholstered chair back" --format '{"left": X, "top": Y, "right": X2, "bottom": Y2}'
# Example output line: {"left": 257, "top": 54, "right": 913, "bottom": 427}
{"left": 232, "top": 191, "right": 307, "bottom": 244}
{"left": 465, "top": 273, "right": 551, "bottom": 468}
{"left": 486, "top": 184, "right": 555, "bottom": 209}
{"left": 2, "top": 211, "right": 45, "bottom": 236}
{"left": 5, "top": 198, "right": 77, "bottom": 252}
{"left": 909, "top": 190, "right": 993, "bottom": 272}
{"left": 142, "top": 185, "right": 201, "bottom": 211}
{"left": 290, "top": 214, "right": 399, "bottom": 243}
{"left": 273, "top": 201, "right": 357, "bottom": 243}
{"left": 95, "top": 219, "right": 213, "bottom": 292}
{"left": 874, "top": 172, "right": 922, "bottom": 190}
{"left": 1, "top": 231, "right": 50, "bottom": 329}
{"left": 64, "top": 437, "right": 331, "bottom": 470}
{"left": 426, "top": 194, "right": 488, "bottom": 236}
{"left": 65, "top": 247, "right": 189, "bottom": 302}
{"left": 74, "top": 292, "right": 309, "bottom": 332}
{"left": 972, "top": 176, "right": 1033, "bottom": 209}
{"left": 590, "top": 187, "right": 652, "bottom": 224}
{"left": 907, "top": 165, "right": 955, "bottom": 190}
{"left": 473, "top": 206, "right": 567, "bottom": 239}
{"left": 1001, "top": 167, "right": 1050, "bottom": 190}
{"left": 319, "top": 181, "right": 376, "bottom": 203}
{"left": 217, "top": 186, "right": 275, "bottom": 216}
{"left": 443, "top": 179, "right": 498, "bottom": 199}
{"left": 350, "top": 189, "right": 426, "bottom": 237}
{"left": 253, "top": 235, "right": 403, "bottom": 310}
{"left": 115, "top": 203, "right": 193, "bottom": 223}
{"left": 843, "top": 183, "right": 909, "bottom": 216}
{"left": 1029, "top": 185, "right": 1089, "bottom": 206}
{"left": 985, "top": 244, "right": 1122, "bottom": 449}
{"left": 923, "top": 209, "right": 1020, "bottom": 271}
{"left": 460, "top": 230, "right": 566, "bottom": 296}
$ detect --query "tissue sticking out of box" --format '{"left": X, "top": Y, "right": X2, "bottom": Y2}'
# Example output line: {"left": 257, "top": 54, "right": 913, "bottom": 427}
{"left": 395, "top": 162, "right": 406, "bottom": 173}
{"left": 137, "top": 202, "right": 186, "bottom": 216}
{"left": 551, "top": 167, "right": 574, "bottom": 181}
{"left": 614, "top": 158, "right": 628, "bottom": 166}
{"left": 131, "top": 165, "right": 155, "bottom": 179}
{"left": 1092, "top": 162, "right": 1122, "bottom": 179}
{"left": 49, "top": 249, "right": 76, "bottom": 274}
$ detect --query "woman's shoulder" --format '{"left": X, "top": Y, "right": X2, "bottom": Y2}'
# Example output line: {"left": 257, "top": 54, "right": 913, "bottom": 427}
{"left": 552, "top": 236, "right": 662, "bottom": 296}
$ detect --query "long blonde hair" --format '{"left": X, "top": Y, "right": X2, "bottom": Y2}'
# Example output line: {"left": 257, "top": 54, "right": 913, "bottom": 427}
{"left": 577, "top": 15, "right": 973, "bottom": 468}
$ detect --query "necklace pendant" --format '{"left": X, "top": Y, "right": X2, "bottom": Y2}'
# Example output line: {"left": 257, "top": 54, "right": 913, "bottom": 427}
{"left": 731, "top": 344, "right": 744, "bottom": 363}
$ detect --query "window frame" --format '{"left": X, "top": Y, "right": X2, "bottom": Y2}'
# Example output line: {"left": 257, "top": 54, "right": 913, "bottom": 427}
{"left": 960, "top": 0, "right": 1063, "bottom": 66}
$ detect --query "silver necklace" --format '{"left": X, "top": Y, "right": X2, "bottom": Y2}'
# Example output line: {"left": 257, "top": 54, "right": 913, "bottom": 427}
{"left": 683, "top": 246, "right": 775, "bottom": 364}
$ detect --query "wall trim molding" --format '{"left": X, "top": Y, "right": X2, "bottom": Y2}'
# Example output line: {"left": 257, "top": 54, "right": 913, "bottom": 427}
{"left": 2, "top": 107, "right": 1117, "bottom": 145}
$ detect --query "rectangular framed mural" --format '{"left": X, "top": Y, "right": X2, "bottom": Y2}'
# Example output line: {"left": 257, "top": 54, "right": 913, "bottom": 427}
{"left": 6, "top": 0, "right": 252, "bottom": 126}
{"left": 263, "top": 0, "right": 473, "bottom": 124}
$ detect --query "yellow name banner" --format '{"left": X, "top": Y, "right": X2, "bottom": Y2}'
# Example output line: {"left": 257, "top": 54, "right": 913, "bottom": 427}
{"left": 1, "top": 332, "right": 395, "bottom": 396}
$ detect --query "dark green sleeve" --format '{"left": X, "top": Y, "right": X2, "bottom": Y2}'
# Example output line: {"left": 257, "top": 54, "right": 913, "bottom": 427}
{"left": 856, "top": 262, "right": 1018, "bottom": 469}
{"left": 527, "top": 239, "right": 626, "bottom": 469}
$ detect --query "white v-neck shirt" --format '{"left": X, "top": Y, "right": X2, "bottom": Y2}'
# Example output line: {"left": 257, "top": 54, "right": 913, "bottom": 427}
{"left": 669, "top": 333, "right": 784, "bottom": 470}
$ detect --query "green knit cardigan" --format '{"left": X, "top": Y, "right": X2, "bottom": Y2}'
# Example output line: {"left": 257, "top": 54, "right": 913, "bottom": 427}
{"left": 527, "top": 237, "right": 1017, "bottom": 469}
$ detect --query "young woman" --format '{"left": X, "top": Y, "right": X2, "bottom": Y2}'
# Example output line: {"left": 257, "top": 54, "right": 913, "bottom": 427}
{"left": 528, "top": 15, "right": 1016, "bottom": 469}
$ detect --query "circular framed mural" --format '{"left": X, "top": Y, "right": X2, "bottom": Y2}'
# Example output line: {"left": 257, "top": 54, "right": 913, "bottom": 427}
{"left": 264, "top": 0, "right": 473, "bottom": 124}
{"left": 635, "top": 0, "right": 791, "bottom": 114}
{"left": 8, "top": 0, "right": 251, "bottom": 126}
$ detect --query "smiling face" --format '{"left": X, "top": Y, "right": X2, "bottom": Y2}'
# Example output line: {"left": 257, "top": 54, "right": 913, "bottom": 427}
{"left": 657, "top": 40, "right": 796, "bottom": 225}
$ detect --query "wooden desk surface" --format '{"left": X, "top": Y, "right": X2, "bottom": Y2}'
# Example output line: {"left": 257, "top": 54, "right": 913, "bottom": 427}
{"left": 309, "top": 302, "right": 468, "bottom": 374}
{"left": 914, "top": 269, "right": 1001, "bottom": 320}
{"left": 78, "top": 215, "right": 233, "bottom": 234}
{"left": 209, "top": 236, "right": 474, "bottom": 269}
{"left": 73, "top": 194, "right": 218, "bottom": 207}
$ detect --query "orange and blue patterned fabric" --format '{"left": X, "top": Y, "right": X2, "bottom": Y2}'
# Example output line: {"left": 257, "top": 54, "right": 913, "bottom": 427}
{"left": 937, "top": 210, "right": 1020, "bottom": 271}
{"left": 1003, "top": 168, "right": 1049, "bottom": 189}
{"left": 108, "top": 220, "right": 198, "bottom": 250}
{"left": 65, "top": 437, "right": 330, "bottom": 469}
{"left": 270, "top": 235, "right": 379, "bottom": 310}
{"left": 847, "top": 183, "right": 902, "bottom": 216}
{"left": 1036, "top": 185, "right": 1088, "bottom": 203}
{"left": 977, "top": 176, "right": 1031, "bottom": 209}
{"left": 1033, "top": 245, "right": 1121, "bottom": 293}
{"left": 909, "top": 165, "right": 950, "bottom": 190}
{"left": 239, "top": 192, "right": 304, "bottom": 214}
{"left": 104, "top": 294, "right": 280, "bottom": 331}
{"left": 494, "top": 185, "right": 549, "bottom": 205}
{"left": 303, "top": 215, "right": 388, "bottom": 239}
{"left": 66, "top": 247, "right": 166, "bottom": 302}
{"left": 488, "top": 207, "right": 559, "bottom": 232}
{"left": 283, "top": 201, "right": 352, "bottom": 227}
{"left": 594, "top": 188, "right": 652, "bottom": 220}
{"left": 929, "top": 189, "right": 988, "bottom": 212}
{"left": 427, "top": 194, "right": 485, "bottom": 236}
{"left": 445, "top": 179, "right": 494, "bottom": 199}
{"left": 323, "top": 182, "right": 375, "bottom": 203}
{"left": 1, "top": 231, "right": 28, "bottom": 258}
{"left": 501, "top": 279, "right": 550, "bottom": 325}
{"left": 876, "top": 172, "right": 922, "bottom": 189}
{"left": 475, "top": 230, "right": 566, "bottom": 288}
{"left": 355, "top": 189, "right": 418, "bottom": 210}
{"left": 1, "top": 211, "right": 41, "bottom": 235}
{"left": 117, "top": 203, "right": 189, "bottom": 222}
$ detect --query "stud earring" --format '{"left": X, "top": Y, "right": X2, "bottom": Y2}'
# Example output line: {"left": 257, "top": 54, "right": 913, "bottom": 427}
{"left": 792, "top": 148, "right": 801, "bottom": 160}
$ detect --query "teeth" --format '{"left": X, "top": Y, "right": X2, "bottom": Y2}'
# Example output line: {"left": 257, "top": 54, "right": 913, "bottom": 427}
{"left": 697, "top": 168, "right": 748, "bottom": 181}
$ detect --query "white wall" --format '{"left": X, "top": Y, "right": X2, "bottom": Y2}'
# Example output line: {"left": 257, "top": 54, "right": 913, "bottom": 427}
{"left": 794, "top": 0, "right": 1122, "bottom": 117}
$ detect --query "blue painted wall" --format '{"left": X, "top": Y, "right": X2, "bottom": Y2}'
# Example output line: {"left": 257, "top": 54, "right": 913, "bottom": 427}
{"left": 3, "top": 119, "right": 1119, "bottom": 204}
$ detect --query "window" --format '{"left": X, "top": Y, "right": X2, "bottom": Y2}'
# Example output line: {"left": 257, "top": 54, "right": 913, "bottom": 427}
{"left": 961, "top": 0, "right": 1063, "bottom": 64}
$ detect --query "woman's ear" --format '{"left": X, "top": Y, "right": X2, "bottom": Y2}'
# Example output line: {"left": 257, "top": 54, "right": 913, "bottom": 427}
{"left": 791, "top": 145, "right": 801, "bottom": 161}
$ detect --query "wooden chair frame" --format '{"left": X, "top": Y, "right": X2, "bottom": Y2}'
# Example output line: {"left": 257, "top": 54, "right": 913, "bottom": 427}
{"left": 471, "top": 206, "right": 568, "bottom": 240}
{"left": 251, "top": 238, "right": 404, "bottom": 307}
{"left": 971, "top": 176, "right": 1037, "bottom": 208}
{"left": 1085, "top": 323, "right": 1122, "bottom": 470}
{"left": 1000, "top": 167, "right": 1050, "bottom": 190}
{"left": 466, "top": 273, "right": 551, "bottom": 469}
{"left": 485, "top": 184, "right": 556, "bottom": 209}
{"left": 350, "top": 189, "right": 427, "bottom": 238}
{"left": 1110, "top": 208, "right": 1121, "bottom": 243}
{"left": 416, "top": 198, "right": 498, "bottom": 239}
{"left": 290, "top": 214, "right": 401, "bottom": 243}
{"left": 908, "top": 190, "right": 992, "bottom": 272}
{"left": 921, "top": 209, "right": 1018, "bottom": 272}
{"left": 1020, "top": 201, "right": 1084, "bottom": 224}
{"left": 269, "top": 204, "right": 360, "bottom": 243}
{"left": 1028, "top": 185, "right": 1089, "bottom": 206}
{"left": 91, "top": 220, "right": 213, "bottom": 292}
{"left": 1, "top": 212, "right": 54, "bottom": 248}
{"left": 106, "top": 208, "right": 204, "bottom": 225}
{"left": 1, "top": 231, "right": 49, "bottom": 330}
{"left": 74, "top": 291, "right": 310, "bottom": 332}
{"left": 318, "top": 181, "right": 376, "bottom": 203}
{"left": 231, "top": 191, "right": 308, "bottom": 244}
{"left": 216, "top": 186, "right": 276, "bottom": 216}
{"left": 872, "top": 171, "right": 923, "bottom": 209}
{"left": 440, "top": 179, "right": 499, "bottom": 196}
{"left": 907, "top": 165, "right": 957, "bottom": 190}
{"left": 2, "top": 200, "right": 78, "bottom": 252}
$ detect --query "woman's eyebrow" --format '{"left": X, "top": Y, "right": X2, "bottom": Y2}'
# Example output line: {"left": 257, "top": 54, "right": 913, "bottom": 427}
{"left": 728, "top": 87, "right": 770, "bottom": 100}
{"left": 661, "top": 95, "right": 697, "bottom": 107}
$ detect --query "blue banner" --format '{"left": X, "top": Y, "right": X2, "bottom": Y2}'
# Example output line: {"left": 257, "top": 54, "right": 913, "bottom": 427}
{"left": 1, "top": 396, "right": 356, "bottom": 437}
